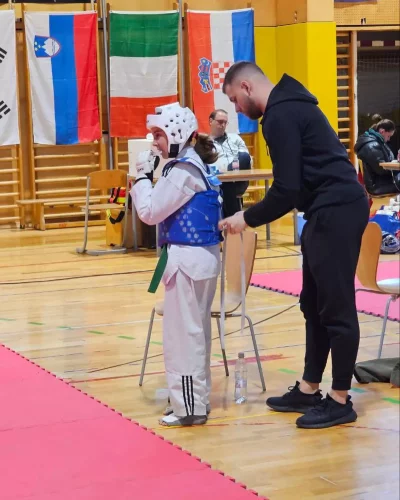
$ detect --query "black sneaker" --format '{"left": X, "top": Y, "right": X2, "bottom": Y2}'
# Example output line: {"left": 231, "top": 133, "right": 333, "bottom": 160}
{"left": 296, "top": 393, "right": 357, "bottom": 429}
{"left": 266, "top": 381, "right": 323, "bottom": 413}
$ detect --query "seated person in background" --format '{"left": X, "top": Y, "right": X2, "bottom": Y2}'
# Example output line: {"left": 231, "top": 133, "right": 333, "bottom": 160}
{"left": 208, "top": 109, "right": 252, "bottom": 216}
{"left": 355, "top": 115, "right": 400, "bottom": 196}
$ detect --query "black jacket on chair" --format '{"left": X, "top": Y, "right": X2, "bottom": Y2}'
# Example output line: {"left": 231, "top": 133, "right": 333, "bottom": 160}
{"left": 355, "top": 130, "right": 398, "bottom": 196}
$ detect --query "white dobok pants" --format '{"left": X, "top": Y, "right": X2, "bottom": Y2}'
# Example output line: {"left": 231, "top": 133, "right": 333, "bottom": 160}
{"left": 163, "top": 270, "right": 218, "bottom": 417}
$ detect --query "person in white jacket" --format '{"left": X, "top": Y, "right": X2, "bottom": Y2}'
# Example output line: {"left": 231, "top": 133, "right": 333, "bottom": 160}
{"left": 208, "top": 109, "right": 252, "bottom": 216}
{"left": 131, "top": 103, "right": 223, "bottom": 427}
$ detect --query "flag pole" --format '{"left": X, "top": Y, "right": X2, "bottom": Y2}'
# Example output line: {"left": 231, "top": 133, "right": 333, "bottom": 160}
{"left": 21, "top": 5, "right": 37, "bottom": 202}
{"left": 178, "top": 0, "right": 185, "bottom": 107}
{"left": 100, "top": 0, "right": 113, "bottom": 169}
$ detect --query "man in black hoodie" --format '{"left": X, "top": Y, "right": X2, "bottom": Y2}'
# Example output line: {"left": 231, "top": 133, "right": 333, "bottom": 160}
{"left": 219, "top": 61, "right": 369, "bottom": 429}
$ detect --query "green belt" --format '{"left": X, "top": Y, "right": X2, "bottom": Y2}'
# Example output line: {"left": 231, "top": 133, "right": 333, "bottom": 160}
{"left": 148, "top": 245, "right": 168, "bottom": 293}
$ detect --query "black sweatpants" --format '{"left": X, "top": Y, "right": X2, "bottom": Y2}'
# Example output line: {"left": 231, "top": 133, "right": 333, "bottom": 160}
{"left": 300, "top": 195, "right": 370, "bottom": 391}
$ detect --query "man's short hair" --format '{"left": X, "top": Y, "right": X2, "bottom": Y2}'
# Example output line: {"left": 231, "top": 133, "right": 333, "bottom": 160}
{"left": 209, "top": 109, "right": 228, "bottom": 120}
{"left": 222, "top": 61, "right": 264, "bottom": 94}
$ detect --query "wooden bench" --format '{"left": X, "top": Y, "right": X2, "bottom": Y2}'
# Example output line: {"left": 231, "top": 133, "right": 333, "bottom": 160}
{"left": 243, "top": 185, "right": 266, "bottom": 194}
{"left": 237, "top": 185, "right": 266, "bottom": 205}
{"left": 16, "top": 196, "right": 109, "bottom": 230}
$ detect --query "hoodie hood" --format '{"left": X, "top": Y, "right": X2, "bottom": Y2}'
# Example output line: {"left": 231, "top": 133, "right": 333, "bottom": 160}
{"left": 367, "top": 128, "right": 385, "bottom": 143}
{"left": 354, "top": 130, "right": 383, "bottom": 154}
{"left": 265, "top": 74, "right": 318, "bottom": 113}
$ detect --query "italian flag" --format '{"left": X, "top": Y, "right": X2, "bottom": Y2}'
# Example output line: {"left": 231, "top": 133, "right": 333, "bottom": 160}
{"left": 109, "top": 11, "right": 179, "bottom": 138}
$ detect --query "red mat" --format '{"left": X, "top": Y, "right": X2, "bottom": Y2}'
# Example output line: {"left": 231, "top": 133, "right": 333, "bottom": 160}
{"left": 0, "top": 345, "right": 266, "bottom": 500}
{"left": 251, "top": 261, "right": 399, "bottom": 322}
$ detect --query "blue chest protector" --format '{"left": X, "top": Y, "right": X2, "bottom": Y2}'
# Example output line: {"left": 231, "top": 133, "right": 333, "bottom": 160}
{"left": 158, "top": 157, "right": 223, "bottom": 247}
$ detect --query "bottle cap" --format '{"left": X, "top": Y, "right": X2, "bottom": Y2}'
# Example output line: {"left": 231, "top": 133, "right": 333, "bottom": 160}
{"left": 238, "top": 352, "right": 244, "bottom": 359}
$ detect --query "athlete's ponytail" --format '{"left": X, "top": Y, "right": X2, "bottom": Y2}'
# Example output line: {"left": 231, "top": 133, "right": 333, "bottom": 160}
{"left": 193, "top": 133, "right": 219, "bottom": 164}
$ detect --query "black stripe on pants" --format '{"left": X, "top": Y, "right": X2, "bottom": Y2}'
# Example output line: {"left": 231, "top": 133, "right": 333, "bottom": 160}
{"left": 182, "top": 376, "right": 194, "bottom": 416}
{"left": 300, "top": 195, "right": 370, "bottom": 391}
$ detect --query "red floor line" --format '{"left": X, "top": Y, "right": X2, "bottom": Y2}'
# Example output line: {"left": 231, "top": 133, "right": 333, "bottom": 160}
{"left": 70, "top": 354, "right": 289, "bottom": 384}
{"left": 70, "top": 370, "right": 167, "bottom": 385}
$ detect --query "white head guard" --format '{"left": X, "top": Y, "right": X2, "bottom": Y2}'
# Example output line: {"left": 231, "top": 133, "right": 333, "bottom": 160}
{"left": 146, "top": 102, "right": 198, "bottom": 158}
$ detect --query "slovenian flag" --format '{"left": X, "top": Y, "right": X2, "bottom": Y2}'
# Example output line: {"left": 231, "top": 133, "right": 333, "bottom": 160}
{"left": 187, "top": 9, "right": 257, "bottom": 135}
{"left": 24, "top": 11, "right": 101, "bottom": 145}
{"left": 109, "top": 11, "right": 179, "bottom": 138}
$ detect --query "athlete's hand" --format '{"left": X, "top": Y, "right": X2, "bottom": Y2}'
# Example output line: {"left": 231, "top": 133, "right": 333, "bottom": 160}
{"left": 136, "top": 150, "right": 156, "bottom": 175}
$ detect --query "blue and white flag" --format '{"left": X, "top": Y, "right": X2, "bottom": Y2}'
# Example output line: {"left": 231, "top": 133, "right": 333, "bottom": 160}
{"left": 25, "top": 11, "right": 101, "bottom": 145}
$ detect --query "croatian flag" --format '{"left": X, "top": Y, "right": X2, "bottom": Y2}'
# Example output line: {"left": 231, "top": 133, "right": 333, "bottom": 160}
{"left": 187, "top": 9, "right": 257, "bottom": 135}
{"left": 25, "top": 11, "right": 101, "bottom": 145}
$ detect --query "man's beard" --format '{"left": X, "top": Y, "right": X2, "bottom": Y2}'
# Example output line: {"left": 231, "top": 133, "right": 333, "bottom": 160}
{"left": 242, "top": 97, "right": 263, "bottom": 120}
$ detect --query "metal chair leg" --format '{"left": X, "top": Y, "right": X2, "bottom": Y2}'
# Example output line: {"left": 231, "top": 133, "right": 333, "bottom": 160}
{"left": 120, "top": 209, "right": 128, "bottom": 249}
{"left": 265, "top": 179, "right": 271, "bottom": 242}
{"left": 246, "top": 314, "right": 266, "bottom": 391}
{"left": 139, "top": 307, "right": 155, "bottom": 386}
{"left": 121, "top": 179, "right": 130, "bottom": 249}
{"left": 215, "top": 317, "right": 229, "bottom": 376}
{"left": 132, "top": 204, "right": 138, "bottom": 252}
{"left": 293, "top": 209, "right": 300, "bottom": 245}
{"left": 76, "top": 206, "right": 90, "bottom": 254}
{"left": 76, "top": 179, "right": 91, "bottom": 254}
{"left": 377, "top": 295, "right": 395, "bottom": 359}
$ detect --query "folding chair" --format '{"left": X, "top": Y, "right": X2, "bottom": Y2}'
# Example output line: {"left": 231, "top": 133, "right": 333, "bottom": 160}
{"left": 356, "top": 222, "right": 400, "bottom": 358}
{"left": 139, "top": 230, "right": 266, "bottom": 392}
{"left": 76, "top": 170, "right": 129, "bottom": 255}
{"left": 211, "top": 230, "right": 266, "bottom": 391}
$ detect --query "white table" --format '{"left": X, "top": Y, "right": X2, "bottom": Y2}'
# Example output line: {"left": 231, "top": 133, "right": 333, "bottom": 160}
{"left": 380, "top": 162, "right": 400, "bottom": 171}
{"left": 216, "top": 169, "right": 299, "bottom": 245}
{"left": 380, "top": 162, "right": 400, "bottom": 202}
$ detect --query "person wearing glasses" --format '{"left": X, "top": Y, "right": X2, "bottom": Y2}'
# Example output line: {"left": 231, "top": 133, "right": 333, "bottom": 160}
{"left": 209, "top": 109, "right": 252, "bottom": 216}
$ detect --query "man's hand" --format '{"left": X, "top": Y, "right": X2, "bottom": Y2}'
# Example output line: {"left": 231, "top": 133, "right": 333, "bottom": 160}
{"left": 218, "top": 211, "right": 248, "bottom": 234}
{"left": 136, "top": 150, "right": 156, "bottom": 176}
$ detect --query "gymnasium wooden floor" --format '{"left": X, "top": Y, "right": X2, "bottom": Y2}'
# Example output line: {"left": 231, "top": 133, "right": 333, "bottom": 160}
{"left": 0, "top": 215, "right": 399, "bottom": 499}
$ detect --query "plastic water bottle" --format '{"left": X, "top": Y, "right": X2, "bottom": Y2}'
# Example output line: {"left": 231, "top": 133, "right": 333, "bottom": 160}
{"left": 234, "top": 352, "right": 247, "bottom": 404}
{"left": 232, "top": 155, "right": 239, "bottom": 171}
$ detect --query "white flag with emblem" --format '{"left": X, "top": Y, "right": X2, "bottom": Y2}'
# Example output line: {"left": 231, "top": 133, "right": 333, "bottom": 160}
{"left": 0, "top": 10, "right": 20, "bottom": 146}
